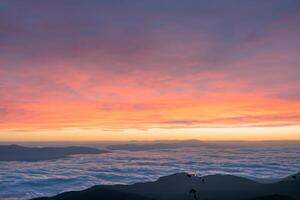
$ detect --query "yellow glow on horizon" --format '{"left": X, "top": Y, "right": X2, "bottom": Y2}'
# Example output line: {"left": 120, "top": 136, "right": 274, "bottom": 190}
{"left": 1, "top": 125, "right": 300, "bottom": 142}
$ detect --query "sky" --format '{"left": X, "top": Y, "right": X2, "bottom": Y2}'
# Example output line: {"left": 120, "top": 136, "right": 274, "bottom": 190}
{"left": 0, "top": 0, "right": 300, "bottom": 141}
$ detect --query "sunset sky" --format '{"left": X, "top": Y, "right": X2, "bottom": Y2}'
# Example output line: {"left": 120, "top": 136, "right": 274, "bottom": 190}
{"left": 0, "top": 0, "right": 300, "bottom": 141}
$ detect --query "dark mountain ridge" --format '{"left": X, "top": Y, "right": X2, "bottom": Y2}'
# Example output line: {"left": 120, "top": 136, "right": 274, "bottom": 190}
{"left": 32, "top": 172, "right": 300, "bottom": 200}
{"left": 0, "top": 144, "right": 108, "bottom": 161}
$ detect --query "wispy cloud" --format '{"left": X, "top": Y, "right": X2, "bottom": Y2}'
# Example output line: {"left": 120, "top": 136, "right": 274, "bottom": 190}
{"left": 0, "top": 0, "right": 300, "bottom": 139}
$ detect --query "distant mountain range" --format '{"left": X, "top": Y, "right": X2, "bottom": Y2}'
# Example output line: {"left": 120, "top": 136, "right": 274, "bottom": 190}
{"left": 106, "top": 140, "right": 300, "bottom": 151}
{"left": 0, "top": 145, "right": 108, "bottom": 161}
{"left": 32, "top": 171, "right": 300, "bottom": 200}
{"left": 107, "top": 140, "right": 207, "bottom": 151}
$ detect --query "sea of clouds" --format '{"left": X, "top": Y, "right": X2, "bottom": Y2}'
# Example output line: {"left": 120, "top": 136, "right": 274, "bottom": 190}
{"left": 0, "top": 143, "right": 300, "bottom": 200}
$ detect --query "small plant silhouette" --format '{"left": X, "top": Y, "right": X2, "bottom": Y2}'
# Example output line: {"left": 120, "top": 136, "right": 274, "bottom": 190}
{"left": 189, "top": 188, "right": 198, "bottom": 200}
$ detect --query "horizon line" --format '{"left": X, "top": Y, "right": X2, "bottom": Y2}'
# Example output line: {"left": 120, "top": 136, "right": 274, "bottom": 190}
{"left": 1, "top": 139, "right": 300, "bottom": 143}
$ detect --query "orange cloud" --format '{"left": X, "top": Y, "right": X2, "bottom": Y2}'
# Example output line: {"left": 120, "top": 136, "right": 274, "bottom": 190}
{"left": 1, "top": 0, "right": 300, "bottom": 140}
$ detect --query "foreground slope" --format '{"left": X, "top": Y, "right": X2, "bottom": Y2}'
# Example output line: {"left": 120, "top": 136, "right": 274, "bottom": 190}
{"left": 32, "top": 172, "right": 300, "bottom": 200}
{"left": 34, "top": 188, "right": 154, "bottom": 200}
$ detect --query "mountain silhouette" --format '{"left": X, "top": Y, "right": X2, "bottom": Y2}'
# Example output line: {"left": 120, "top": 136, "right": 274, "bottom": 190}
{"left": 0, "top": 144, "right": 108, "bottom": 161}
{"left": 107, "top": 140, "right": 206, "bottom": 151}
{"left": 31, "top": 172, "right": 300, "bottom": 200}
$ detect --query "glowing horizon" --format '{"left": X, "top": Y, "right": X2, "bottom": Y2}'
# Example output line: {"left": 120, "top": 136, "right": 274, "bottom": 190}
{"left": 1, "top": 1, "right": 300, "bottom": 141}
